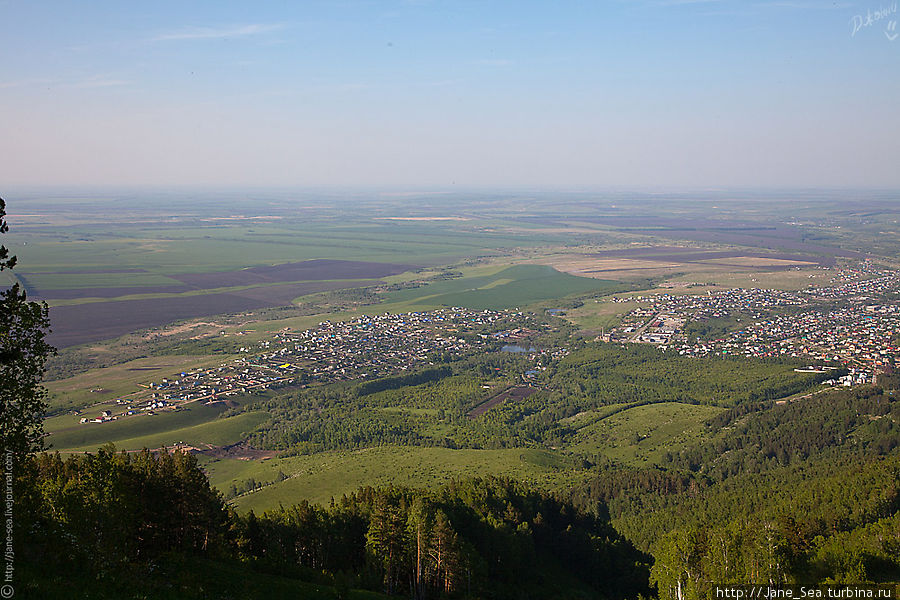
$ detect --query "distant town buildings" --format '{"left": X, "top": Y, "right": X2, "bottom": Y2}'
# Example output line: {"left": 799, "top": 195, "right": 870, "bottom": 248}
{"left": 608, "top": 262, "right": 899, "bottom": 383}
{"left": 80, "top": 308, "right": 548, "bottom": 424}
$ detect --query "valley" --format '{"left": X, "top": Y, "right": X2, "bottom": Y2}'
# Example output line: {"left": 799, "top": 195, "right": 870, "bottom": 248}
{"left": 13, "top": 190, "right": 900, "bottom": 596}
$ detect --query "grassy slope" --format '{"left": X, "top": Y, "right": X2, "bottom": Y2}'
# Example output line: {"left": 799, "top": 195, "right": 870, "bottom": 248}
{"left": 47, "top": 404, "right": 269, "bottom": 452}
{"left": 203, "top": 402, "right": 723, "bottom": 513}
{"left": 180, "top": 399, "right": 726, "bottom": 513}
{"left": 569, "top": 402, "right": 724, "bottom": 465}
{"left": 206, "top": 446, "right": 586, "bottom": 512}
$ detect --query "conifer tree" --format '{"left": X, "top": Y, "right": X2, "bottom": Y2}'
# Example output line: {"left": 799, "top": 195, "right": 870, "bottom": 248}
{"left": 0, "top": 196, "right": 54, "bottom": 462}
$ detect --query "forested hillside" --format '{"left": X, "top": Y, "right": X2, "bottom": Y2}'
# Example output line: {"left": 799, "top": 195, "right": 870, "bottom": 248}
{"left": 17, "top": 448, "right": 650, "bottom": 599}
{"left": 570, "top": 385, "right": 900, "bottom": 598}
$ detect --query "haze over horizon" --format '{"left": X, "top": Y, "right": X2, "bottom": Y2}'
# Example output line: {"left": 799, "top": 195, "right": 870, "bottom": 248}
{"left": 2, "top": 0, "right": 899, "bottom": 189}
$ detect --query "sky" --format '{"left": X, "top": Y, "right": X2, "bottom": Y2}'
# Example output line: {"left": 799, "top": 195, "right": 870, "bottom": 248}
{"left": 1, "top": 0, "right": 899, "bottom": 189}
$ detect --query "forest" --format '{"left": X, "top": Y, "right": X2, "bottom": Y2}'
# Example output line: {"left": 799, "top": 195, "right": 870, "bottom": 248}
{"left": 17, "top": 448, "right": 650, "bottom": 599}
{"left": 571, "top": 385, "right": 900, "bottom": 597}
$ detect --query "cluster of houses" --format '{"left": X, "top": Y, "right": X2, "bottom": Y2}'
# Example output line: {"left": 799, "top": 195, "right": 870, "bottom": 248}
{"left": 610, "top": 263, "right": 900, "bottom": 384}
{"left": 79, "top": 308, "right": 544, "bottom": 425}
{"left": 80, "top": 399, "right": 172, "bottom": 423}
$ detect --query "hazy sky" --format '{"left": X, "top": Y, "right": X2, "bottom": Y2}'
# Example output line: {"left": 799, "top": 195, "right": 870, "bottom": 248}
{"left": 1, "top": 0, "right": 898, "bottom": 188}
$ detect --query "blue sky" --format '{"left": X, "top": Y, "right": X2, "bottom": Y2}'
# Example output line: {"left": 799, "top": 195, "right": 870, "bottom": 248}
{"left": 1, "top": 0, "right": 898, "bottom": 188}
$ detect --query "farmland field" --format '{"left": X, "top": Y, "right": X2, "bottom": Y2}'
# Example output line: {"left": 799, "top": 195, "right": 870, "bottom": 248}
{"left": 29, "top": 259, "right": 415, "bottom": 299}
{"left": 9, "top": 194, "right": 620, "bottom": 348}
{"left": 22, "top": 192, "right": 889, "bottom": 509}
{"left": 383, "top": 264, "right": 628, "bottom": 310}
{"left": 16, "top": 191, "right": 887, "bottom": 352}
{"left": 47, "top": 278, "right": 385, "bottom": 348}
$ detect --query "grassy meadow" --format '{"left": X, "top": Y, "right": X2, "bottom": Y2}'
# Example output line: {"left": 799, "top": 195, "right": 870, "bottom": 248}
{"left": 196, "top": 401, "right": 723, "bottom": 513}
{"left": 568, "top": 402, "right": 724, "bottom": 465}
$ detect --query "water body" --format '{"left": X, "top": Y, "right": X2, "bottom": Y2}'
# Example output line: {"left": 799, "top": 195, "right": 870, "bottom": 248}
{"left": 501, "top": 345, "right": 536, "bottom": 353}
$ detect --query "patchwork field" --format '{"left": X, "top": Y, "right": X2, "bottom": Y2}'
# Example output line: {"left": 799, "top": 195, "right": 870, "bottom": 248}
{"left": 546, "top": 245, "right": 833, "bottom": 282}
{"left": 43, "top": 260, "right": 629, "bottom": 348}
{"left": 521, "top": 215, "right": 871, "bottom": 260}
{"left": 383, "top": 264, "right": 628, "bottom": 310}
{"left": 8, "top": 196, "right": 598, "bottom": 348}
{"left": 27, "top": 259, "right": 415, "bottom": 299}
{"left": 47, "top": 277, "right": 384, "bottom": 348}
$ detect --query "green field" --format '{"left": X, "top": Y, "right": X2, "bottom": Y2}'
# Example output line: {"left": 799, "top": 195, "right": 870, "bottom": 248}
{"left": 21, "top": 271, "right": 185, "bottom": 290}
{"left": 9, "top": 214, "right": 572, "bottom": 287}
{"left": 205, "top": 446, "right": 586, "bottom": 512}
{"left": 383, "top": 264, "right": 626, "bottom": 310}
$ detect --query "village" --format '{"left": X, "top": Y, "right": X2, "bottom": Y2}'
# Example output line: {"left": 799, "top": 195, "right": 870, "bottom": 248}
{"left": 607, "top": 262, "right": 900, "bottom": 384}
{"left": 79, "top": 262, "right": 900, "bottom": 426}
{"left": 80, "top": 307, "right": 547, "bottom": 424}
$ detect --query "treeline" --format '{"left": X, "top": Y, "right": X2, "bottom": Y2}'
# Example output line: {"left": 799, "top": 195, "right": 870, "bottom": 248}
{"left": 20, "top": 448, "right": 230, "bottom": 598}
{"left": 570, "top": 387, "right": 900, "bottom": 545}
{"left": 17, "top": 447, "right": 651, "bottom": 599}
{"left": 574, "top": 456, "right": 900, "bottom": 554}
{"left": 248, "top": 478, "right": 650, "bottom": 599}
{"left": 649, "top": 511, "right": 900, "bottom": 598}
{"left": 570, "top": 459, "right": 900, "bottom": 596}
{"left": 642, "top": 455, "right": 900, "bottom": 599}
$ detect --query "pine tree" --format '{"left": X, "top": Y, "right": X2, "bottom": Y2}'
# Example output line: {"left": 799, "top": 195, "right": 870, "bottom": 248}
{"left": 0, "top": 196, "right": 54, "bottom": 462}
{"left": 366, "top": 490, "right": 407, "bottom": 594}
{"left": 429, "top": 509, "right": 462, "bottom": 595}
